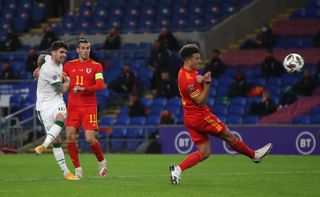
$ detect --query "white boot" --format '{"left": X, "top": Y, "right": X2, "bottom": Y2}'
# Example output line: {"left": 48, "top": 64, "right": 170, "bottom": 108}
{"left": 252, "top": 143, "right": 273, "bottom": 163}
{"left": 169, "top": 164, "right": 182, "bottom": 184}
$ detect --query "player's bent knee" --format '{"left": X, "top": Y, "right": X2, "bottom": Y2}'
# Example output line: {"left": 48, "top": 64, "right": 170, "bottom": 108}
{"left": 66, "top": 132, "right": 76, "bottom": 142}
{"left": 85, "top": 137, "right": 96, "bottom": 144}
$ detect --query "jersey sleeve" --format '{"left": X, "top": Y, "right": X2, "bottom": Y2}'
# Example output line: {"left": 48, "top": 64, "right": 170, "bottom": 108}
{"left": 182, "top": 78, "right": 201, "bottom": 99}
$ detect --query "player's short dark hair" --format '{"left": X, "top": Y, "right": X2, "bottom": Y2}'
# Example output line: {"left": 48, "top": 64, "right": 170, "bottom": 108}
{"left": 179, "top": 44, "right": 200, "bottom": 60}
{"left": 77, "top": 37, "right": 90, "bottom": 47}
{"left": 50, "top": 40, "right": 68, "bottom": 51}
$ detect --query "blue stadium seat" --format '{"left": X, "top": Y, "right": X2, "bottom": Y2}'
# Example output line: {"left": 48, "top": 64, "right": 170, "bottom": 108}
{"left": 293, "top": 115, "right": 311, "bottom": 124}
{"left": 167, "top": 97, "right": 181, "bottom": 107}
{"left": 226, "top": 115, "right": 243, "bottom": 124}
{"left": 149, "top": 104, "right": 165, "bottom": 116}
{"left": 99, "top": 116, "right": 113, "bottom": 126}
{"left": 146, "top": 114, "right": 161, "bottom": 135}
{"left": 267, "top": 77, "right": 282, "bottom": 86}
{"left": 129, "top": 116, "right": 146, "bottom": 125}
{"left": 152, "top": 97, "right": 168, "bottom": 107}
{"left": 229, "top": 104, "right": 246, "bottom": 116}
{"left": 138, "top": 42, "right": 153, "bottom": 50}
{"left": 206, "top": 97, "right": 215, "bottom": 107}
{"left": 96, "top": 93, "right": 108, "bottom": 110}
{"left": 243, "top": 115, "right": 260, "bottom": 124}
{"left": 249, "top": 77, "right": 266, "bottom": 86}
{"left": 231, "top": 97, "right": 247, "bottom": 106}
{"left": 135, "top": 50, "right": 151, "bottom": 59}
{"left": 110, "top": 128, "right": 127, "bottom": 152}
{"left": 311, "top": 107, "right": 320, "bottom": 115}
{"left": 10, "top": 94, "right": 23, "bottom": 110}
{"left": 115, "top": 115, "right": 130, "bottom": 125}
{"left": 10, "top": 61, "right": 24, "bottom": 72}
{"left": 30, "top": 4, "right": 45, "bottom": 22}
{"left": 141, "top": 97, "right": 153, "bottom": 108}
{"left": 121, "top": 43, "right": 139, "bottom": 49}
{"left": 224, "top": 67, "right": 237, "bottom": 77}
{"left": 12, "top": 18, "right": 28, "bottom": 33}
{"left": 240, "top": 67, "right": 252, "bottom": 77}
{"left": 282, "top": 75, "right": 299, "bottom": 86}
{"left": 117, "top": 107, "right": 128, "bottom": 117}
{"left": 310, "top": 115, "right": 320, "bottom": 124}
{"left": 127, "top": 116, "right": 146, "bottom": 151}
{"left": 209, "top": 88, "right": 216, "bottom": 97}
{"left": 213, "top": 104, "right": 228, "bottom": 116}
{"left": 166, "top": 105, "right": 181, "bottom": 117}
{"left": 218, "top": 76, "right": 233, "bottom": 86}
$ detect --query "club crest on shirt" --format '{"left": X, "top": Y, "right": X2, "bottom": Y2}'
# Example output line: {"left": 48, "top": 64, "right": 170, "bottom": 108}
{"left": 187, "top": 84, "right": 195, "bottom": 91}
{"left": 86, "top": 68, "right": 92, "bottom": 74}
{"left": 52, "top": 75, "right": 57, "bottom": 80}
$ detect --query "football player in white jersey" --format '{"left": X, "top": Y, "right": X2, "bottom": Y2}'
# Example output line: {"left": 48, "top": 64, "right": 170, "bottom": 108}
{"left": 34, "top": 41, "right": 78, "bottom": 180}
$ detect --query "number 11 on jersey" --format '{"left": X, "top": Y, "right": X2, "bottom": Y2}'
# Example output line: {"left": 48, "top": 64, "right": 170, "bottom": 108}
{"left": 76, "top": 75, "right": 84, "bottom": 85}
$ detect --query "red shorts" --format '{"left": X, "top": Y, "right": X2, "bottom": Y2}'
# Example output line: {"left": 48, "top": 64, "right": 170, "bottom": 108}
{"left": 65, "top": 105, "right": 99, "bottom": 131}
{"left": 184, "top": 112, "right": 226, "bottom": 145}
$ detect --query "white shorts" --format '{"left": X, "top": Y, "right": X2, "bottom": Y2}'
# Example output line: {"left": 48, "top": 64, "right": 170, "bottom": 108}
{"left": 36, "top": 103, "right": 67, "bottom": 133}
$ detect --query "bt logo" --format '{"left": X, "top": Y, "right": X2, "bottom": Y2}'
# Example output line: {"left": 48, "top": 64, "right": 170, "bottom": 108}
{"left": 295, "top": 131, "right": 316, "bottom": 155}
{"left": 174, "top": 131, "right": 194, "bottom": 154}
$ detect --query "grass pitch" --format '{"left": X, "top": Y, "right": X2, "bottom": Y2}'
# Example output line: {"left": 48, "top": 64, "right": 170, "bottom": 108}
{"left": 0, "top": 154, "right": 319, "bottom": 197}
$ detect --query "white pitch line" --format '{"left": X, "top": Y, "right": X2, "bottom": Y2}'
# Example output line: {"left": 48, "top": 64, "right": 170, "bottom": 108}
{"left": 0, "top": 170, "right": 319, "bottom": 182}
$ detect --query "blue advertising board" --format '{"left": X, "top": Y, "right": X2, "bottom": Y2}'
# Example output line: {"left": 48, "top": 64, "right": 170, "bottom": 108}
{"left": 159, "top": 125, "right": 320, "bottom": 155}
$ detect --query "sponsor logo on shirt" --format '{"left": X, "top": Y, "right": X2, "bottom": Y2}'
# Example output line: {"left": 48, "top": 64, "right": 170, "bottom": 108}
{"left": 187, "top": 84, "right": 194, "bottom": 91}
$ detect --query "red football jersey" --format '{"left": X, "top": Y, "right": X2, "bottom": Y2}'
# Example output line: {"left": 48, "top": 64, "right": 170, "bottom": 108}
{"left": 178, "top": 66, "right": 211, "bottom": 117}
{"left": 63, "top": 59, "right": 103, "bottom": 107}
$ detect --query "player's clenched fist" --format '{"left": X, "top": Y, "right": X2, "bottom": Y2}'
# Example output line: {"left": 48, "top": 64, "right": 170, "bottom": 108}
{"left": 203, "top": 71, "right": 211, "bottom": 84}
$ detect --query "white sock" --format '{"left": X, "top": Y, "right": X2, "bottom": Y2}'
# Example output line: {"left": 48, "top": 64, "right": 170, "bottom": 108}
{"left": 43, "top": 122, "right": 63, "bottom": 148}
{"left": 53, "top": 146, "right": 69, "bottom": 176}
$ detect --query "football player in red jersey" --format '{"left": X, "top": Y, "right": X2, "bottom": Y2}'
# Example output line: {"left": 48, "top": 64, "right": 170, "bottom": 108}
{"left": 169, "top": 44, "right": 273, "bottom": 185}
{"left": 63, "top": 38, "right": 107, "bottom": 178}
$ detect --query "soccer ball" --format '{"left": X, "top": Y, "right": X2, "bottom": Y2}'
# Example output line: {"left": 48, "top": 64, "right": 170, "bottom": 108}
{"left": 283, "top": 53, "right": 304, "bottom": 73}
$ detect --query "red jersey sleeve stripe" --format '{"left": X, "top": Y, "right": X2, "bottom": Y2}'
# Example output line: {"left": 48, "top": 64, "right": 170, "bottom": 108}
{"left": 190, "top": 89, "right": 201, "bottom": 98}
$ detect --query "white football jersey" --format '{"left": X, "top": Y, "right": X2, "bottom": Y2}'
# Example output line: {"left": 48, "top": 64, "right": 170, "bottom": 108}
{"left": 36, "top": 55, "right": 65, "bottom": 111}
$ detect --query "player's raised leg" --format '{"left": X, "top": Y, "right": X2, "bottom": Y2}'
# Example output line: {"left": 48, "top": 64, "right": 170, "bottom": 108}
{"left": 218, "top": 128, "right": 272, "bottom": 162}
{"left": 35, "top": 112, "right": 65, "bottom": 155}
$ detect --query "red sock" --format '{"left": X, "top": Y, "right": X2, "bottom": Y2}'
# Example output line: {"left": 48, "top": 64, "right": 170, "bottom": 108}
{"left": 90, "top": 140, "right": 105, "bottom": 162}
{"left": 178, "top": 151, "right": 204, "bottom": 172}
{"left": 230, "top": 138, "right": 255, "bottom": 158}
{"left": 67, "top": 142, "right": 80, "bottom": 168}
